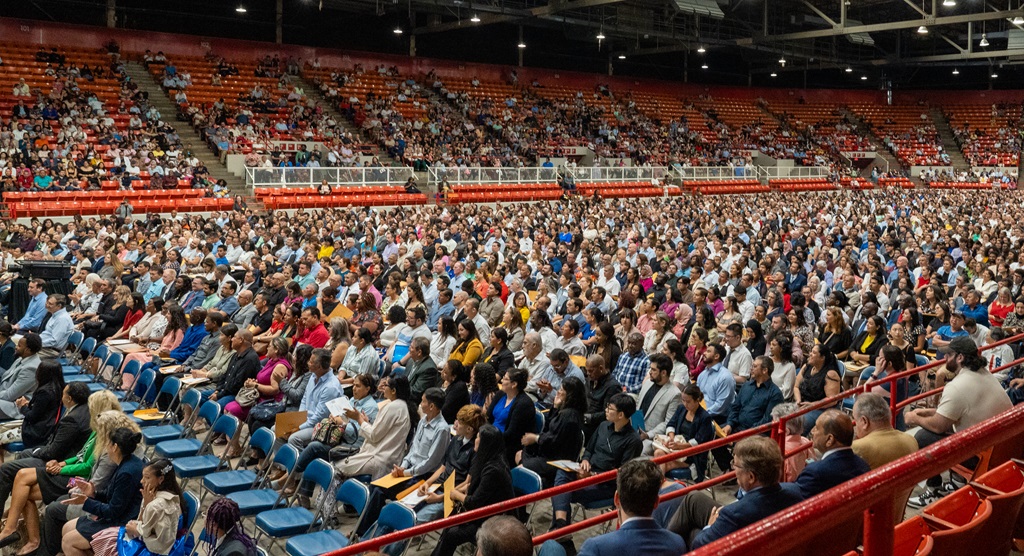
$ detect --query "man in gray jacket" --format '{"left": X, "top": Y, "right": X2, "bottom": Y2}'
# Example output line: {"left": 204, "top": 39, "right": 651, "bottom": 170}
{"left": 0, "top": 334, "right": 42, "bottom": 419}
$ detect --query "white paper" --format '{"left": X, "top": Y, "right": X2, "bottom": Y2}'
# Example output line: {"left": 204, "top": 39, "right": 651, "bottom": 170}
{"left": 326, "top": 396, "right": 354, "bottom": 417}
{"left": 108, "top": 339, "right": 132, "bottom": 345}
{"left": 549, "top": 460, "right": 581, "bottom": 472}
{"left": 399, "top": 483, "right": 440, "bottom": 507}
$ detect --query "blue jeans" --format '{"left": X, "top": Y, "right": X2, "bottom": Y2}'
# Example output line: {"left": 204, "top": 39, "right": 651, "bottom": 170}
{"left": 296, "top": 441, "right": 331, "bottom": 496}
{"left": 415, "top": 502, "right": 443, "bottom": 524}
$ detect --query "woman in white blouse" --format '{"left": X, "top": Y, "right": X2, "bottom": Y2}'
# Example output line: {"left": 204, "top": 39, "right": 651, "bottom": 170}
{"left": 430, "top": 317, "right": 458, "bottom": 367}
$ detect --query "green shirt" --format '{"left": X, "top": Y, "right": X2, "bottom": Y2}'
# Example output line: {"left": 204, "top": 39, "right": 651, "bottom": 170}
{"left": 60, "top": 431, "right": 97, "bottom": 477}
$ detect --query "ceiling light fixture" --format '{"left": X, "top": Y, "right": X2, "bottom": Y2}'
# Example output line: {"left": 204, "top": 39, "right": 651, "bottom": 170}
{"left": 917, "top": 25, "right": 928, "bottom": 34}
{"left": 992, "top": 71, "right": 999, "bottom": 78}
{"left": 980, "top": 33, "right": 990, "bottom": 46}
{"left": 1014, "top": 15, "right": 1024, "bottom": 25}
{"left": 618, "top": 54, "right": 626, "bottom": 59}
{"left": 952, "top": 68, "right": 960, "bottom": 75}
{"left": 779, "top": 56, "right": 787, "bottom": 66}
{"left": 942, "top": 0, "right": 955, "bottom": 6}
{"left": 393, "top": 27, "right": 403, "bottom": 34}
{"left": 861, "top": 75, "right": 868, "bottom": 80}
{"left": 235, "top": 5, "right": 247, "bottom": 12}
{"left": 845, "top": 66, "right": 853, "bottom": 73}
{"left": 701, "top": 63, "right": 708, "bottom": 69}
{"left": 518, "top": 42, "right": 526, "bottom": 48}
{"left": 697, "top": 45, "right": 706, "bottom": 53}
{"left": 470, "top": 14, "right": 480, "bottom": 22}
{"left": 770, "top": 72, "right": 777, "bottom": 77}
{"left": 597, "top": 32, "right": 605, "bottom": 40}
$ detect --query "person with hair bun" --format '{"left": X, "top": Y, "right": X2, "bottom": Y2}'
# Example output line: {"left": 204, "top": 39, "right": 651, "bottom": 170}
{"left": 413, "top": 404, "right": 485, "bottom": 523}
{"left": 90, "top": 458, "right": 191, "bottom": 556}
{"left": 60, "top": 427, "right": 145, "bottom": 556}
{"left": 656, "top": 384, "right": 715, "bottom": 481}
{"left": 200, "top": 498, "right": 257, "bottom": 556}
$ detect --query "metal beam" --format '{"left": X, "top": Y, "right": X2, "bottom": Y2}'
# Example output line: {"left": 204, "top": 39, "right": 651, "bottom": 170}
{"left": 801, "top": 0, "right": 837, "bottom": 27}
{"left": 901, "top": 0, "right": 929, "bottom": 18}
{"left": 738, "top": 8, "right": 1024, "bottom": 43}
{"left": 937, "top": 32, "right": 965, "bottom": 53}
{"left": 870, "top": 48, "right": 1024, "bottom": 64}
{"left": 413, "top": 0, "right": 625, "bottom": 34}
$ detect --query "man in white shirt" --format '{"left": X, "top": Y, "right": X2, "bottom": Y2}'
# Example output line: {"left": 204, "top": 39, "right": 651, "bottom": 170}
{"left": 722, "top": 323, "right": 753, "bottom": 385}
{"left": 596, "top": 265, "right": 621, "bottom": 298}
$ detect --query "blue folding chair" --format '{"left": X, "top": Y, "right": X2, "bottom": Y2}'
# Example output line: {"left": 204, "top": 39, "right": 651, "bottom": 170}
{"left": 154, "top": 400, "right": 221, "bottom": 459}
{"left": 254, "top": 458, "right": 335, "bottom": 544}
{"left": 534, "top": 410, "right": 545, "bottom": 434}
{"left": 60, "top": 331, "right": 84, "bottom": 365}
{"left": 203, "top": 427, "right": 277, "bottom": 502}
{"left": 64, "top": 337, "right": 96, "bottom": 373}
{"left": 121, "top": 369, "right": 157, "bottom": 412}
{"left": 512, "top": 466, "right": 544, "bottom": 530}
{"left": 171, "top": 414, "right": 239, "bottom": 490}
{"left": 134, "top": 376, "right": 182, "bottom": 428}
{"left": 114, "top": 360, "right": 141, "bottom": 400}
{"left": 184, "top": 491, "right": 200, "bottom": 531}
{"left": 360, "top": 502, "right": 417, "bottom": 556}
{"left": 229, "top": 444, "right": 300, "bottom": 517}
{"left": 100, "top": 351, "right": 124, "bottom": 383}
{"left": 284, "top": 479, "right": 370, "bottom": 556}
{"left": 142, "top": 388, "right": 202, "bottom": 449}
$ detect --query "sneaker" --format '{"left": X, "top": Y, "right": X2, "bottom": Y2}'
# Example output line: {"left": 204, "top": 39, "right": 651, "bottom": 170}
{"left": 548, "top": 518, "right": 567, "bottom": 533}
{"left": 907, "top": 488, "right": 943, "bottom": 509}
{"left": 949, "top": 473, "right": 967, "bottom": 488}
{"left": 939, "top": 480, "right": 960, "bottom": 495}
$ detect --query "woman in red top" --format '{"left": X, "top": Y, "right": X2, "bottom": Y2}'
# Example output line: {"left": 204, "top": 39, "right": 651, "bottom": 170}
{"left": 119, "top": 293, "right": 145, "bottom": 336}
{"left": 989, "top": 287, "right": 1015, "bottom": 327}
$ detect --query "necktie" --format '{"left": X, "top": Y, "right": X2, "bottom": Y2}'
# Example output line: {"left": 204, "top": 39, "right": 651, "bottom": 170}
{"left": 722, "top": 349, "right": 732, "bottom": 369}
{"left": 184, "top": 292, "right": 195, "bottom": 308}
{"left": 39, "top": 312, "right": 52, "bottom": 334}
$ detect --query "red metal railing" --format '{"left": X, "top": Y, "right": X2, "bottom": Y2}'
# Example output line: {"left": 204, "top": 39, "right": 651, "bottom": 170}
{"left": 326, "top": 332, "right": 1024, "bottom": 555}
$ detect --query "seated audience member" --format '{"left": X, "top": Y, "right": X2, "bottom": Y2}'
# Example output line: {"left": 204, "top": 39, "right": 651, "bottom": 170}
{"left": 430, "top": 425, "right": 514, "bottom": 556}
{"left": 769, "top": 403, "right": 813, "bottom": 482}
{"left": 583, "top": 355, "right": 622, "bottom": 438}
{"left": 439, "top": 360, "right": 471, "bottom": 424}
{"left": 655, "top": 384, "right": 715, "bottom": 481}
{"left": 60, "top": 427, "right": 145, "bottom": 556}
{"left": 198, "top": 498, "right": 258, "bottom": 556}
{"left": 474, "top": 515, "right": 534, "bottom": 556}
{"left": 518, "top": 377, "right": 588, "bottom": 487}
{"left": 404, "top": 337, "right": 440, "bottom": 401}
{"left": 851, "top": 393, "right": 918, "bottom": 469}
{"left": 527, "top": 348, "right": 585, "bottom": 408}
{"left": 486, "top": 368, "right": 536, "bottom": 465}
{"left": 637, "top": 353, "right": 682, "bottom": 453}
{"left": 667, "top": 436, "right": 804, "bottom": 550}
{"left": 549, "top": 392, "right": 643, "bottom": 531}
{"left": 784, "top": 409, "right": 870, "bottom": 499}
{"left": 721, "top": 356, "right": 784, "bottom": 436}
{"left": 286, "top": 348, "right": 341, "bottom": 451}
{"left": 0, "top": 333, "right": 43, "bottom": 420}
{"left": 578, "top": 459, "right": 687, "bottom": 556}
{"left": 335, "top": 376, "right": 417, "bottom": 480}
{"left": 612, "top": 332, "right": 650, "bottom": 394}
{"left": 412, "top": 404, "right": 485, "bottom": 523}
{"left": 906, "top": 336, "right": 1012, "bottom": 507}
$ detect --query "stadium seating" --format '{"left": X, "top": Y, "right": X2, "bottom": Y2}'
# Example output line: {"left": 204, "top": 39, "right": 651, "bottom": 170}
{"left": 254, "top": 185, "right": 426, "bottom": 209}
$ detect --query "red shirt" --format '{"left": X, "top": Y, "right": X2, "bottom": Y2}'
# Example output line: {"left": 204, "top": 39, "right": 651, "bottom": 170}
{"left": 294, "top": 323, "right": 329, "bottom": 348}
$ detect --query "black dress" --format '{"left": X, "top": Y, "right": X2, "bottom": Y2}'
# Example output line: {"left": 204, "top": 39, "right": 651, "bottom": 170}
{"left": 430, "top": 458, "right": 514, "bottom": 556}
{"left": 20, "top": 382, "right": 61, "bottom": 449}
{"left": 441, "top": 380, "right": 470, "bottom": 424}
{"left": 77, "top": 454, "right": 144, "bottom": 540}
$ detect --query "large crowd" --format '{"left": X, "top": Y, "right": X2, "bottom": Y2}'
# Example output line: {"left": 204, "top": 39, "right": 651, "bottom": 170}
{"left": 0, "top": 185, "right": 1019, "bottom": 554}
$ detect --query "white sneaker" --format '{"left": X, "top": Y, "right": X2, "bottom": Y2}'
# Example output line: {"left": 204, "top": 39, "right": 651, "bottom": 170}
{"left": 907, "top": 488, "right": 943, "bottom": 509}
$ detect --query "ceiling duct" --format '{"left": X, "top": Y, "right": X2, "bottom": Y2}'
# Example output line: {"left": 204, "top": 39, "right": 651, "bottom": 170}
{"left": 671, "top": 0, "right": 723, "bottom": 19}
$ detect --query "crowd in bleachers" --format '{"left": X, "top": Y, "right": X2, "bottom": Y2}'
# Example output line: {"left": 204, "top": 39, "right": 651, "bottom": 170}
{"left": 947, "top": 102, "right": 1022, "bottom": 168}
{"left": 918, "top": 167, "right": 1018, "bottom": 187}
{"left": 0, "top": 185, "right": 1020, "bottom": 553}
{"left": 0, "top": 44, "right": 219, "bottom": 195}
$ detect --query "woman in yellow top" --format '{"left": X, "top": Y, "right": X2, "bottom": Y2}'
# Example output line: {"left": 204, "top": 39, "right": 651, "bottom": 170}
{"left": 849, "top": 315, "right": 888, "bottom": 365}
{"left": 450, "top": 319, "right": 484, "bottom": 367}
{"left": 511, "top": 291, "right": 530, "bottom": 324}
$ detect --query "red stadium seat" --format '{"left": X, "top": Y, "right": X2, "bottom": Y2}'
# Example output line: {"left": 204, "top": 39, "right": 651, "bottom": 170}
{"left": 921, "top": 486, "right": 993, "bottom": 556}
{"left": 970, "top": 459, "right": 1024, "bottom": 556}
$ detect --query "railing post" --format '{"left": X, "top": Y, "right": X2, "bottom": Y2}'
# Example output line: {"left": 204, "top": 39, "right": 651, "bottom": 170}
{"left": 889, "top": 384, "right": 898, "bottom": 428}
{"left": 773, "top": 417, "right": 786, "bottom": 455}
{"left": 862, "top": 500, "right": 895, "bottom": 556}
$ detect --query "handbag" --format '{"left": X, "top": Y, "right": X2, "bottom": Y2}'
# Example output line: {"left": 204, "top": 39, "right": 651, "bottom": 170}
{"left": 311, "top": 418, "right": 345, "bottom": 446}
{"left": 235, "top": 386, "right": 260, "bottom": 408}
{"left": 248, "top": 400, "right": 285, "bottom": 423}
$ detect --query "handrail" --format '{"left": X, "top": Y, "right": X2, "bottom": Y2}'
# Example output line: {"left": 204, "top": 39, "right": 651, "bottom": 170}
{"left": 690, "top": 402, "right": 1024, "bottom": 555}
{"left": 325, "top": 332, "right": 1024, "bottom": 556}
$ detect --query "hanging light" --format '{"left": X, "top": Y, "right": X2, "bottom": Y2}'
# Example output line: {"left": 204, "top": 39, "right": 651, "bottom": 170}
{"left": 697, "top": 45, "right": 706, "bottom": 53}
{"left": 701, "top": 63, "right": 708, "bottom": 69}
{"left": 917, "top": 25, "right": 929, "bottom": 34}
{"left": 952, "top": 68, "right": 960, "bottom": 75}
{"left": 992, "top": 71, "right": 999, "bottom": 78}
{"left": 618, "top": 54, "right": 626, "bottom": 59}
{"left": 980, "top": 33, "right": 990, "bottom": 46}
{"left": 235, "top": 5, "right": 247, "bottom": 12}
{"left": 393, "top": 27, "right": 403, "bottom": 34}
{"left": 779, "top": 55, "right": 787, "bottom": 66}
{"left": 1013, "top": 15, "right": 1024, "bottom": 25}
{"left": 861, "top": 75, "right": 868, "bottom": 80}
{"left": 770, "top": 72, "right": 778, "bottom": 77}
{"left": 470, "top": 14, "right": 480, "bottom": 22}
{"left": 845, "top": 66, "right": 853, "bottom": 73}
{"left": 942, "top": 0, "right": 956, "bottom": 6}
{"left": 597, "top": 31, "right": 606, "bottom": 40}
{"left": 518, "top": 42, "right": 526, "bottom": 48}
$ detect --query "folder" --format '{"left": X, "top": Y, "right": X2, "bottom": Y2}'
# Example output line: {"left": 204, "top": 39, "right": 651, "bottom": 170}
{"left": 371, "top": 474, "right": 414, "bottom": 489}
{"left": 275, "top": 411, "right": 307, "bottom": 440}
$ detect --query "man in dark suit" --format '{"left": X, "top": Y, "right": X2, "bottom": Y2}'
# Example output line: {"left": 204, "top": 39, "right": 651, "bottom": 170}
{"left": 667, "top": 436, "right": 804, "bottom": 550}
{"left": 578, "top": 459, "right": 686, "bottom": 556}
{"left": 0, "top": 381, "right": 93, "bottom": 510}
{"left": 784, "top": 409, "right": 870, "bottom": 499}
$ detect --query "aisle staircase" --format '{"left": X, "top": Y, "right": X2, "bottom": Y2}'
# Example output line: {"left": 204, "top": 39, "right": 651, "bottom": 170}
{"left": 123, "top": 61, "right": 261, "bottom": 211}
{"left": 931, "top": 107, "right": 969, "bottom": 170}
{"left": 839, "top": 107, "right": 915, "bottom": 184}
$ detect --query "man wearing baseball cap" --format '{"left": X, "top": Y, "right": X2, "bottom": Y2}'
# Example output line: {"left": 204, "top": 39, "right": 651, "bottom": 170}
{"left": 906, "top": 336, "right": 1012, "bottom": 508}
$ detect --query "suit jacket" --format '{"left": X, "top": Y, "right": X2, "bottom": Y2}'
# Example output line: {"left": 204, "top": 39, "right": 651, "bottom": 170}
{"left": 0, "top": 354, "right": 40, "bottom": 419}
{"left": 637, "top": 379, "right": 682, "bottom": 437}
{"left": 29, "top": 402, "right": 92, "bottom": 461}
{"left": 691, "top": 483, "right": 804, "bottom": 549}
{"left": 487, "top": 391, "right": 537, "bottom": 466}
{"left": 405, "top": 356, "right": 439, "bottom": 401}
{"left": 579, "top": 518, "right": 687, "bottom": 556}
{"left": 83, "top": 453, "right": 144, "bottom": 530}
{"left": 19, "top": 382, "right": 61, "bottom": 448}
{"left": 785, "top": 448, "right": 871, "bottom": 499}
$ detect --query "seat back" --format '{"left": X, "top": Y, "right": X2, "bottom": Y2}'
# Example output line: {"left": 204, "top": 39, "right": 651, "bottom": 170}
{"left": 66, "top": 331, "right": 84, "bottom": 352}
{"left": 534, "top": 411, "right": 545, "bottom": 434}
{"left": 92, "top": 345, "right": 109, "bottom": 366}
{"left": 272, "top": 444, "right": 300, "bottom": 476}
{"left": 512, "top": 466, "right": 543, "bottom": 496}
{"left": 894, "top": 516, "right": 934, "bottom": 556}
{"left": 916, "top": 354, "right": 929, "bottom": 368}
{"left": 180, "top": 389, "right": 202, "bottom": 417}
{"left": 244, "top": 426, "right": 272, "bottom": 454}
{"left": 184, "top": 491, "right": 200, "bottom": 531}
{"left": 157, "top": 376, "right": 183, "bottom": 408}
{"left": 630, "top": 410, "right": 645, "bottom": 432}
{"left": 79, "top": 337, "right": 97, "bottom": 359}
{"left": 211, "top": 414, "right": 239, "bottom": 439}
{"left": 337, "top": 478, "right": 371, "bottom": 522}
{"left": 923, "top": 487, "right": 993, "bottom": 556}
{"left": 104, "top": 351, "right": 124, "bottom": 377}
{"left": 303, "top": 458, "right": 334, "bottom": 493}
{"left": 971, "top": 460, "right": 1024, "bottom": 556}
{"left": 119, "top": 359, "right": 141, "bottom": 382}
{"left": 134, "top": 369, "right": 158, "bottom": 403}
{"left": 376, "top": 503, "right": 416, "bottom": 536}
{"left": 196, "top": 401, "right": 221, "bottom": 429}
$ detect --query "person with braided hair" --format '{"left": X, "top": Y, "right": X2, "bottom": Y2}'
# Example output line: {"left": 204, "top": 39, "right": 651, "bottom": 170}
{"left": 89, "top": 458, "right": 192, "bottom": 556}
{"left": 200, "top": 498, "right": 257, "bottom": 556}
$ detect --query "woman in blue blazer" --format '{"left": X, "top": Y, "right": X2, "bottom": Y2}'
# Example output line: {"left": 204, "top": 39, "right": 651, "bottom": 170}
{"left": 60, "top": 427, "right": 145, "bottom": 556}
{"left": 656, "top": 384, "right": 715, "bottom": 481}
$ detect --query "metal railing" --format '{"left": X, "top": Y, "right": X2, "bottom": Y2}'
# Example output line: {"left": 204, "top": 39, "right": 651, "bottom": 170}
{"left": 245, "top": 167, "right": 416, "bottom": 188}
{"left": 761, "top": 166, "right": 832, "bottom": 179}
{"left": 326, "top": 333, "right": 1024, "bottom": 556}
{"left": 567, "top": 166, "right": 671, "bottom": 183}
{"left": 673, "top": 166, "right": 759, "bottom": 181}
{"left": 427, "top": 167, "right": 559, "bottom": 185}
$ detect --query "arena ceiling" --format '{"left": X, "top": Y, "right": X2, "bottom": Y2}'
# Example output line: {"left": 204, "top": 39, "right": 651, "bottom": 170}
{"left": 5, "top": 0, "right": 1024, "bottom": 88}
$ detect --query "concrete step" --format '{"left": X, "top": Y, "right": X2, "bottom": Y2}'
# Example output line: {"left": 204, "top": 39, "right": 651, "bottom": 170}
{"left": 931, "top": 107, "right": 969, "bottom": 170}
{"left": 124, "top": 61, "right": 265, "bottom": 212}
{"left": 840, "top": 107, "right": 903, "bottom": 174}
